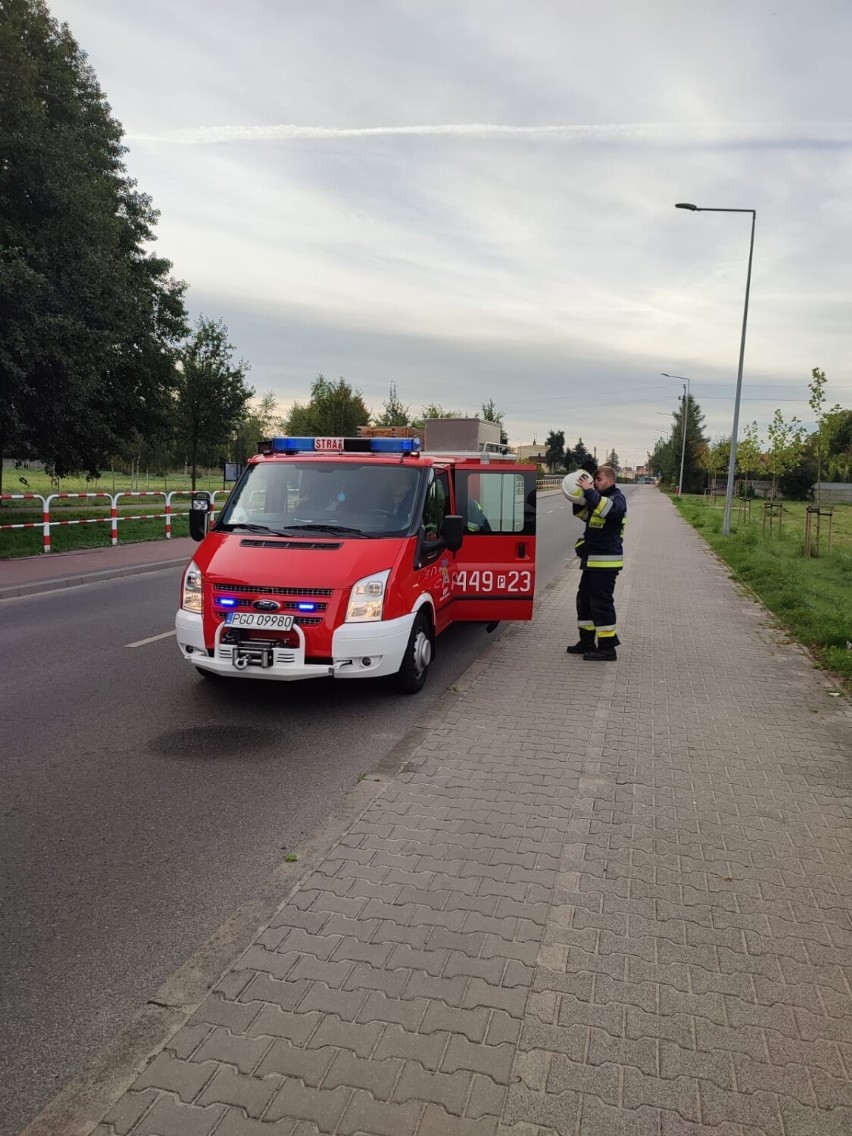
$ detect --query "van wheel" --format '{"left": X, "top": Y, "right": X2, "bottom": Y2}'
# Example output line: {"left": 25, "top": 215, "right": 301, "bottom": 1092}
{"left": 393, "top": 612, "right": 433, "bottom": 694}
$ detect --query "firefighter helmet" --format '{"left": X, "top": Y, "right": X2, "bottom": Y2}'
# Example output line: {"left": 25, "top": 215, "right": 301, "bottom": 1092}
{"left": 561, "top": 469, "right": 591, "bottom": 503}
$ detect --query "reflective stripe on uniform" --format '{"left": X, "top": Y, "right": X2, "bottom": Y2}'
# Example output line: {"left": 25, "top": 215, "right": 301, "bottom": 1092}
{"left": 586, "top": 556, "right": 623, "bottom": 569}
{"left": 588, "top": 496, "right": 612, "bottom": 529}
{"left": 596, "top": 628, "right": 617, "bottom": 639}
{"left": 577, "top": 621, "right": 595, "bottom": 632}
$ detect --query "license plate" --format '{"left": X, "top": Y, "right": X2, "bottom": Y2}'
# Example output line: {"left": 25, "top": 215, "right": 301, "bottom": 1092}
{"left": 225, "top": 612, "right": 294, "bottom": 630}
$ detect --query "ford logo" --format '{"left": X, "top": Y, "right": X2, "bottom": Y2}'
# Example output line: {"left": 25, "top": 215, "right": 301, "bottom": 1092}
{"left": 253, "top": 599, "right": 281, "bottom": 612}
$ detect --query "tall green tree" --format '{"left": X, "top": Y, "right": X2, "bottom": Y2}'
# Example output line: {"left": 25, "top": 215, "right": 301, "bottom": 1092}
{"left": 0, "top": 0, "right": 188, "bottom": 489}
{"left": 175, "top": 318, "right": 253, "bottom": 489}
{"left": 606, "top": 449, "right": 620, "bottom": 472}
{"left": 648, "top": 396, "right": 708, "bottom": 492}
{"left": 569, "top": 438, "right": 591, "bottom": 471}
{"left": 284, "top": 374, "right": 370, "bottom": 436}
{"left": 544, "top": 430, "right": 565, "bottom": 473}
{"left": 374, "top": 381, "right": 411, "bottom": 427}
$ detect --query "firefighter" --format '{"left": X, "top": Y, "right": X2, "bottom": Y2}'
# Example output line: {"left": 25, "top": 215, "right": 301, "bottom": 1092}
{"left": 565, "top": 461, "right": 626, "bottom": 661}
{"left": 465, "top": 496, "right": 492, "bottom": 533}
{"left": 382, "top": 467, "right": 417, "bottom": 519}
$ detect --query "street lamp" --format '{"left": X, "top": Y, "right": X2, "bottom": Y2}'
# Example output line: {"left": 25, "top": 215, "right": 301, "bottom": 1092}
{"left": 675, "top": 203, "right": 756, "bottom": 535}
{"left": 661, "top": 373, "right": 692, "bottom": 496}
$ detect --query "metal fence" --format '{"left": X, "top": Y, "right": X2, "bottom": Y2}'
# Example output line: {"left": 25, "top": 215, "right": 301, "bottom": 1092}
{"left": 0, "top": 489, "right": 232, "bottom": 553}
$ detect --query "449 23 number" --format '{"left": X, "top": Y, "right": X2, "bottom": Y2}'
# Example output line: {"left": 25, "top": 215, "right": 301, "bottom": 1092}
{"left": 454, "top": 569, "right": 532, "bottom": 593}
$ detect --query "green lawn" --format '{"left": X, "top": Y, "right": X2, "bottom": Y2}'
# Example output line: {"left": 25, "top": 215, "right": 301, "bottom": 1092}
{"left": 675, "top": 494, "right": 852, "bottom": 690}
{"left": 1, "top": 468, "right": 224, "bottom": 497}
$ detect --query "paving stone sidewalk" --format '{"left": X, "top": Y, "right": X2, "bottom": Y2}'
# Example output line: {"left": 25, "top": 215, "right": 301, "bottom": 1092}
{"left": 87, "top": 489, "right": 851, "bottom": 1135}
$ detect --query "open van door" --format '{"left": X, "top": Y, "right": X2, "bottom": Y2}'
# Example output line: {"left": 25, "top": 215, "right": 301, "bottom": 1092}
{"left": 450, "top": 464, "right": 536, "bottom": 621}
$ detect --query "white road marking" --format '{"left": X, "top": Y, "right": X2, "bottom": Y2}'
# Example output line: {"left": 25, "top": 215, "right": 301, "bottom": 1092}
{"left": 126, "top": 630, "right": 175, "bottom": 648}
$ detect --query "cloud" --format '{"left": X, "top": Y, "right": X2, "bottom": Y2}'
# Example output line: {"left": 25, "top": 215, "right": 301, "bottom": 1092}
{"left": 129, "top": 121, "right": 852, "bottom": 148}
{"left": 47, "top": 0, "right": 852, "bottom": 465}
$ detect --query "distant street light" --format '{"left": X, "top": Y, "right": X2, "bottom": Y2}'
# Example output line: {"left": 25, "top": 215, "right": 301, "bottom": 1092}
{"left": 661, "top": 372, "right": 692, "bottom": 496}
{"left": 674, "top": 203, "right": 756, "bottom": 534}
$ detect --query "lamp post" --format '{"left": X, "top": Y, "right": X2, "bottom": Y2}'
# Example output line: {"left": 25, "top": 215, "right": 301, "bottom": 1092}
{"left": 675, "top": 203, "right": 756, "bottom": 535}
{"left": 661, "top": 372, "right": 692, "bottom": 496}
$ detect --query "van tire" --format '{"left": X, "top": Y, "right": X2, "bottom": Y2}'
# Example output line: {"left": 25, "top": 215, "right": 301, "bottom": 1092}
{"left": 393, "top": 611, "right": 433, "bottom": 694}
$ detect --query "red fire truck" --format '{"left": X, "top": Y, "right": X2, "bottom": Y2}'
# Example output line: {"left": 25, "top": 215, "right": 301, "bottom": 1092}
{"left": 175, "top": 435, "right": 536, "bottom": 693}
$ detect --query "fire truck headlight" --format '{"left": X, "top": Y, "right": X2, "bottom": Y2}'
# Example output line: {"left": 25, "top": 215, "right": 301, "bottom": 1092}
{"left": 181, "top": 559, "right": 204, "bottom": 613}
{"left": 346, "top": 569, "right": 391, "bottom": 623}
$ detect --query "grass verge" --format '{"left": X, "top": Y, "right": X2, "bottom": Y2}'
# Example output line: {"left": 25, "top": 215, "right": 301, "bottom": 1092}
{"left": 675, "top": 495, "right": 852, "bottom": 691}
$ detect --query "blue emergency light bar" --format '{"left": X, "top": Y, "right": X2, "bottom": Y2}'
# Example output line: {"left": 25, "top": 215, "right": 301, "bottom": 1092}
{"left": 257, "top": 436, "right": 421, "bottom": 455}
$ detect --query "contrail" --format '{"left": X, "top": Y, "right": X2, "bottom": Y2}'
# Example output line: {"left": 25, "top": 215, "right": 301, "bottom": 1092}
{"left": 128, "top": 121, "right": 852, "bottom": 146}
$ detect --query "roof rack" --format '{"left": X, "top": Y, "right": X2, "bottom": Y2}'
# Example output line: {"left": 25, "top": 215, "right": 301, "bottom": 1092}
{"left": 420, "top": 450, "right": 519, "bottom": 463}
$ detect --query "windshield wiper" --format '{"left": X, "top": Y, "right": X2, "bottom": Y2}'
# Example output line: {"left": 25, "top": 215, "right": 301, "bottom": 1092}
{"left": 286, "top": 523, "right": 376, "bottom": 538}
{"left": 221, "top": 522, "right": 291, "bottom": 536}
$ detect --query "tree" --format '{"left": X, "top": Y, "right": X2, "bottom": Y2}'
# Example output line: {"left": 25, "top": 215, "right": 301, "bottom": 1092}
{"left": 410, "top": 403, "right": 461, "bottom": 430}
{"left": 766, "top": 409, "right": 805, "bottom": 500}
{"left": 480, "top": 399, "right": 509, "bottom": 446}
{"left": 374, "top": 382, "right": 411, "bottom": 427}
{"left": 606, "top": 449, "right": 620, "bottom": 472}
{"left": 284, "top": 374, "right": 370, "bottom": 436}
{"left": 647, "top": 434, "right": 677, "bottom": 486}
{"left": 233, "top": 390, "right": 278, "bottom": 465}
{"left": 648, "top": 396, "right": 708, "bottom": 492}
{"left": 825, "top": 408, "right": 852, "bottom": 482}
{"left": 544, "top": 430, "right": 566, "bottom": 473}
{"left": 569, "top": 438, "right": 591, "bottom": 471}
{"left": 175, "top": 318, "right": 253, "bottom": 489}
{"left": 736, "top": 420, "right": 763, "bottom": 484}
{"left": 0, "top": 0, "right": 188, "bottom": 490}
{"left": 808, "top": 367, "right": 841, "bottom": 505}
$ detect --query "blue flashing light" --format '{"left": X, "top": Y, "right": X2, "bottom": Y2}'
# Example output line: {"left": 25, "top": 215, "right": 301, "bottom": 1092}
{"left": 370, "top": 437, "right": 419, "bottom": 453}
{"left": 296, "top": 602, "right": 318, "bottom": 611}
{"left": 261, "top": 436, "right": 421, "bottom": 455}
{"left": 216, "top": 596, "right": 238, "bottom": 608}
{"left": 270, "top": 436, "right": 317, "bottom": 453}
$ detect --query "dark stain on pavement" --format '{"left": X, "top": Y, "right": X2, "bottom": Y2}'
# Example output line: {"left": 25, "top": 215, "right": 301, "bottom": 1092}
{"left": 148, "top": 725, "right": 283, "bottom": 761}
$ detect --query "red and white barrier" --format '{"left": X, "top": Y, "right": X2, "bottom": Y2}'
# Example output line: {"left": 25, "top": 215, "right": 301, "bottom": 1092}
{"left": 1, "top": 486, "right": 235, "bottom": 552}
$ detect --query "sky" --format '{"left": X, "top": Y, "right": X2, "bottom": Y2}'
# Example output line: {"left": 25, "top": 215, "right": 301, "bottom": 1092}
{"left": 49, "top": 0, "right": 852, "bottom": 467}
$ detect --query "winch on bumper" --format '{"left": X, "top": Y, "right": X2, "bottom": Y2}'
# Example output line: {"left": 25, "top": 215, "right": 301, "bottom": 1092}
{"left": 175, "top": 610, "right": 416, "bottom": 681}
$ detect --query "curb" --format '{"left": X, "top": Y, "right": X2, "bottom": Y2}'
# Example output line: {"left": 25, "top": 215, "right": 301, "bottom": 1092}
{"left": 0, "top": 558, "right": 189, "bottom": 601}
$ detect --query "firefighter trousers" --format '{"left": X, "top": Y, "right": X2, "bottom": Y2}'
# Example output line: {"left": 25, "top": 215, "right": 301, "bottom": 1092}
{"left": 576, "top": 567, "right": 620, "bottom": 641}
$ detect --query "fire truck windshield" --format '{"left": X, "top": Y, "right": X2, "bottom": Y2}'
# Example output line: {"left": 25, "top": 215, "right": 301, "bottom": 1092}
{"left": 219, "top": 461, "right": 423, "bottom": 537}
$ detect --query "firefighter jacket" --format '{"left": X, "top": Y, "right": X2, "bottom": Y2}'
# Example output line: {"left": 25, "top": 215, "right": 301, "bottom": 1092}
{"left": 572, "top": 483, "right": 626, "bottom": 569}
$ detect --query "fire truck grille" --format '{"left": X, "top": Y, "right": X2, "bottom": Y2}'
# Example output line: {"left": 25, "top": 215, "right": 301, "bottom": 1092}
{"left": 224, "top": 598, "right": 329, "bottom": 614}
{"left": 214, "top": 583, "right": 332, "bottom": 626}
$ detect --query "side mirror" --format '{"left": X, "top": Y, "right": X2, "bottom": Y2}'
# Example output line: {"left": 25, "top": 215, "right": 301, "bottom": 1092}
{"left": 189, "top": 492, "right": 212, "bottom": 542}
{"left": 441, "top": 514, "right": 464, "bottom": 553}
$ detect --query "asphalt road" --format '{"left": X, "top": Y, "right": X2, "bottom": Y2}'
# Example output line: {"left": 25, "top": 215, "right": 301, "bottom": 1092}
{"left": 0, "top": 492, "right": 584, "bottom": 1134}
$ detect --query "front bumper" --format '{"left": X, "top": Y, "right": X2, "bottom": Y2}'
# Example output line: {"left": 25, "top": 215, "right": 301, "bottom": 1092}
{"left": 175, "top": 609, "right": 415, "bottom": 682}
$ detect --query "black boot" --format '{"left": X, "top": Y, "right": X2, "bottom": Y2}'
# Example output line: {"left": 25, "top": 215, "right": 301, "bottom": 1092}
{"left": 566, "top": 629, "right": 596, "bottom": 654}
{"left": 583, "top": 645, "right": 617, "bottom": 661}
